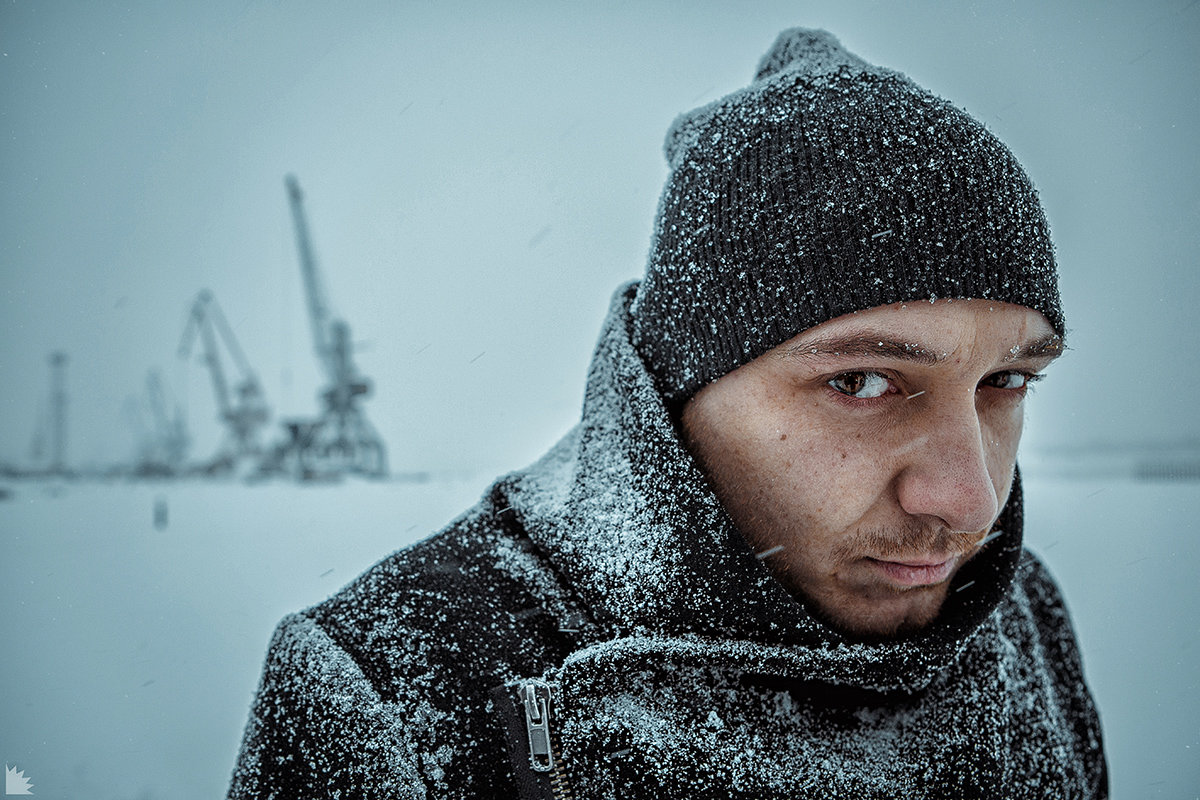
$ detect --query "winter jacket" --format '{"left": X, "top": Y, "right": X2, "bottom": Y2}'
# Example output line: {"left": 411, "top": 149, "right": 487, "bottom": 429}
{"left": 228, "top": 282, "right": 1107, "bottom": 799}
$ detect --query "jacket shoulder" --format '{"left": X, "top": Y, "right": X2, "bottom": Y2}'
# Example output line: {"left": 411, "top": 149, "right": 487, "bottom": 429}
{"left": 1009, "top": 549, "right": 1092, "bottom": 696}
{"left": 1010, "top": 548, "right": 1109, "bottom": 798}
{"left": 228, "top": 612, "right": 426, "bottom": 798}
{"left": 306, "top": 490, "right": 585, "bottom": 699}
{"left": 1012, "top": 549, "right": 1096, "bottom": 674}
{"left": 233, "top": 487, "right": 590, "bottom": 797}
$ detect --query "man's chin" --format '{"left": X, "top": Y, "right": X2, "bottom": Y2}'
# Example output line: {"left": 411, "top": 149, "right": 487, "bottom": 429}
{"left": 808, "top": 584, "right": 950, "bottom": 641}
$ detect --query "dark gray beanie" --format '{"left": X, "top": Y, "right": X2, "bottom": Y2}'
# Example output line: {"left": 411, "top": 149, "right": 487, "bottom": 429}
{"left": 630, "top": 28, "right": 1063, "bottom": 404}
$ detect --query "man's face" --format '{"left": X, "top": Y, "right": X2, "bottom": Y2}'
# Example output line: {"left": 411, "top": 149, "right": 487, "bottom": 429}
{"left": 681, "top": 299, "right": 1061, "bottom": 638}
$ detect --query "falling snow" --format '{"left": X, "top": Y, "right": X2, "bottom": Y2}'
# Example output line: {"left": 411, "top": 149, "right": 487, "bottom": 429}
{"left": 228, "top": 286, "right": 1104, "bottom": 797}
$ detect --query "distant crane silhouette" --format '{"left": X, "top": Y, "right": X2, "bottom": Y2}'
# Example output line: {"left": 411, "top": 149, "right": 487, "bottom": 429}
{"left": 260, "top": 176, "right": 387, "bottom": 480}
{"left": 29, "top": 352, "right": 71, "bottom": 476}
{"left": 178, "top": 290, "right": 270, "bottom": 473}
{"left": 125, "top": 368, "right": 190, "bottom": 476}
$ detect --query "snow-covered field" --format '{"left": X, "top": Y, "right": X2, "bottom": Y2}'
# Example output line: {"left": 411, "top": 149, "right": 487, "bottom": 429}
{"left": 1, "top": 472, "right": 1196, "bottom": 798}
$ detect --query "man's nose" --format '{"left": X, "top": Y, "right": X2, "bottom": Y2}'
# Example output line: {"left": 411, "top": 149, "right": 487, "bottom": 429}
{"left": 895, "top": 401, "right": 1000, "bottom": 534}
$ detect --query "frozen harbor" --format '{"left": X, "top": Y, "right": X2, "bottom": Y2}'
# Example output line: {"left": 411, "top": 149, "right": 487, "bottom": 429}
{"left": 0, "top": 474, "right": 487, "bottom": 798}
{"left": 2, "top": 0, "right": 1196, "bottom": 795}
{"left": 0, "top": 471, "right": 1196, "bottom": 798}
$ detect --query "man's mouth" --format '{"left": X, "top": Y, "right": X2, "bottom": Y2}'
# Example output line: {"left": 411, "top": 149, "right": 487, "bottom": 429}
{"left": 866, "top": 554, "right": 959, "bottom": 587}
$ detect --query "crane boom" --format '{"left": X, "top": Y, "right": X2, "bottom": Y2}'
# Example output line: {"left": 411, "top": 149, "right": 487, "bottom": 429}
{"left": 260, "top": 175, "right": 388, "bottom": 479}
{"left": 49, "top": 352, "right": 67, "bottom": 473}
{"left": 204, "top": 290, "right": 256, "bottom": 378}
{"left": 179, "top": 291, "right": 232, "bottom": 417}
{"left": 178, "top": 290, "right": 269, "bottom": 465}
{"left": 285, "top": 174, "right": 334, "bottom": 379}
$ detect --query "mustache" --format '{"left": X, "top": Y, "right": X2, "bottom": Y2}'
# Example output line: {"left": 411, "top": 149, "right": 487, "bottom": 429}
{"left": 831, "top": 520, "right": 990, "bottom": 563}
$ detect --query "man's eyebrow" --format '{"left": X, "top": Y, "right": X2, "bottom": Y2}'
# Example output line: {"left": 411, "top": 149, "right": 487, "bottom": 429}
{"left": 780, "top": 334, "right": 944, "bottom": 365}
{"left": 1002, "top": 334, "right": 1066, "bottom": 363}
{"left": 779, "top": 332, "right": 1067, "bottom": 365}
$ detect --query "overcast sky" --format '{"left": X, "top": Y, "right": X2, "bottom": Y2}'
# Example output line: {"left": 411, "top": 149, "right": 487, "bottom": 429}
{"left": 2, "top": 0, "right": 1197, "bottom": 477}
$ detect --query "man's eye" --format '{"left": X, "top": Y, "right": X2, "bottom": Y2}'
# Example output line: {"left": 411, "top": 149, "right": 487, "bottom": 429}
{"left": 828, "top": 371, "right": 891, "bottom": 399}
{"left": 983, "top": 371, "right": 1039, "bottom": 391}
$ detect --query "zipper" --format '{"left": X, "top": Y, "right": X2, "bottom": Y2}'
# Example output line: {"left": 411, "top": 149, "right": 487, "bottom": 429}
{"left": 520, "top": 679, "right": 575, "bottom": 800}
{"left": 521, "top": 681, "right": 554, "bottom": 772}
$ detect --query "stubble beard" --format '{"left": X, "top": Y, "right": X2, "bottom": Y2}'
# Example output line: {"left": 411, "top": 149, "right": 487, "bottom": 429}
{"left": 830, "top": 520, "right": 984, "bottom": 566}
{"left": 773, "top": 518, "right": 989, "bottom": 639}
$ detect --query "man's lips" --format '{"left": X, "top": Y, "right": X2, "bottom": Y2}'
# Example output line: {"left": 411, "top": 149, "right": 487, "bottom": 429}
{"left": 866, "top": 553, "right": 960, "bottom": 587}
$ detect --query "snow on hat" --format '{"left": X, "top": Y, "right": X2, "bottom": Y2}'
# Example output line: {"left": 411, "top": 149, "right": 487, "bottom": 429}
{"left": 631, "top": 28, "right": 1063, "bottom": 405}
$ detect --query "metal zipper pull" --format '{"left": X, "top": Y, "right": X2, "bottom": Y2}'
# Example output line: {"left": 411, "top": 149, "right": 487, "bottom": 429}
{"left": 521, "top": 680, "right": 555, "bottom": 772}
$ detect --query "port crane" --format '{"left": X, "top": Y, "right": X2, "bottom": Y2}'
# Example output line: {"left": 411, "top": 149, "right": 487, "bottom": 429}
{"left": 28, "top": 352, "right": 71, "bottom": 476}
{"left": 125, "top": 368, "right": 190, "bottom": 476}
{"left": 178, "top": 290, "right": 270, "bottom": 472}
{"left": 261, "top": 175, "right": 386, "bottom": 479}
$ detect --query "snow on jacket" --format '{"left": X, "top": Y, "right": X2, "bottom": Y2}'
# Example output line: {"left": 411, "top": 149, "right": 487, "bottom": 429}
{"left": 228, "top": 283, "right": 1107, "bottom": 799}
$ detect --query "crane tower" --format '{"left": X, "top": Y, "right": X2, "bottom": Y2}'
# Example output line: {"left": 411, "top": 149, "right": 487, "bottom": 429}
{"left": 126, "top": 368, "right": 190, "bottom": 476}
{"left": 266, "top": 176, "right": 386, "bottom": 479}
{"left": 178, "top": 290, "right": 270, "bottom": 472}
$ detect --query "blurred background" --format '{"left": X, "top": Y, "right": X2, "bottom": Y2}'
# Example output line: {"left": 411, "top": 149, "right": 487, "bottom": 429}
{"left": 1, "top": 1, "right": 1196, "bottom": 797}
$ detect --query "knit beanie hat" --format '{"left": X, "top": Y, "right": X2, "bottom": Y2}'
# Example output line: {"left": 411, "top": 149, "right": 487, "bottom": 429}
{"left": 630, "top": 28, "right": 1063, "bottom": 405}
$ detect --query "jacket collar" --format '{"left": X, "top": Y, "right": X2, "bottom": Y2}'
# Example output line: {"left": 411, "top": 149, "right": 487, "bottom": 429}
{"left": 502, "top": 282, "right": 1024, "bottom": 692}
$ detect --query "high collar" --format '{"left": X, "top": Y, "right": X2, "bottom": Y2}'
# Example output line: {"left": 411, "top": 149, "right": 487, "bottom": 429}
{"left": 501, "top": 282, "right": 1025, "bottom": 692}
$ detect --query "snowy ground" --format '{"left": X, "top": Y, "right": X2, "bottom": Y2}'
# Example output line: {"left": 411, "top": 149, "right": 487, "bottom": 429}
{"left": 1, "top": 472, "right": 1196, "bottom": 798}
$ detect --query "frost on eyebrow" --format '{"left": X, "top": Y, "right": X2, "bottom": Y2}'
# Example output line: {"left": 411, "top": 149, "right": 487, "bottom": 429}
{"left": 779, "top": 335, "right": 943, "bottom": 365}
{"left": 1003, "top": 334, "right": 1065, "bottom": 363}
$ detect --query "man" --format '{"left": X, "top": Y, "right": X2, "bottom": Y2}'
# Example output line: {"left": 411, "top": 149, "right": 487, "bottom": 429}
{"left": 229, "top": 28, "right": 1106, "bottom": 799}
